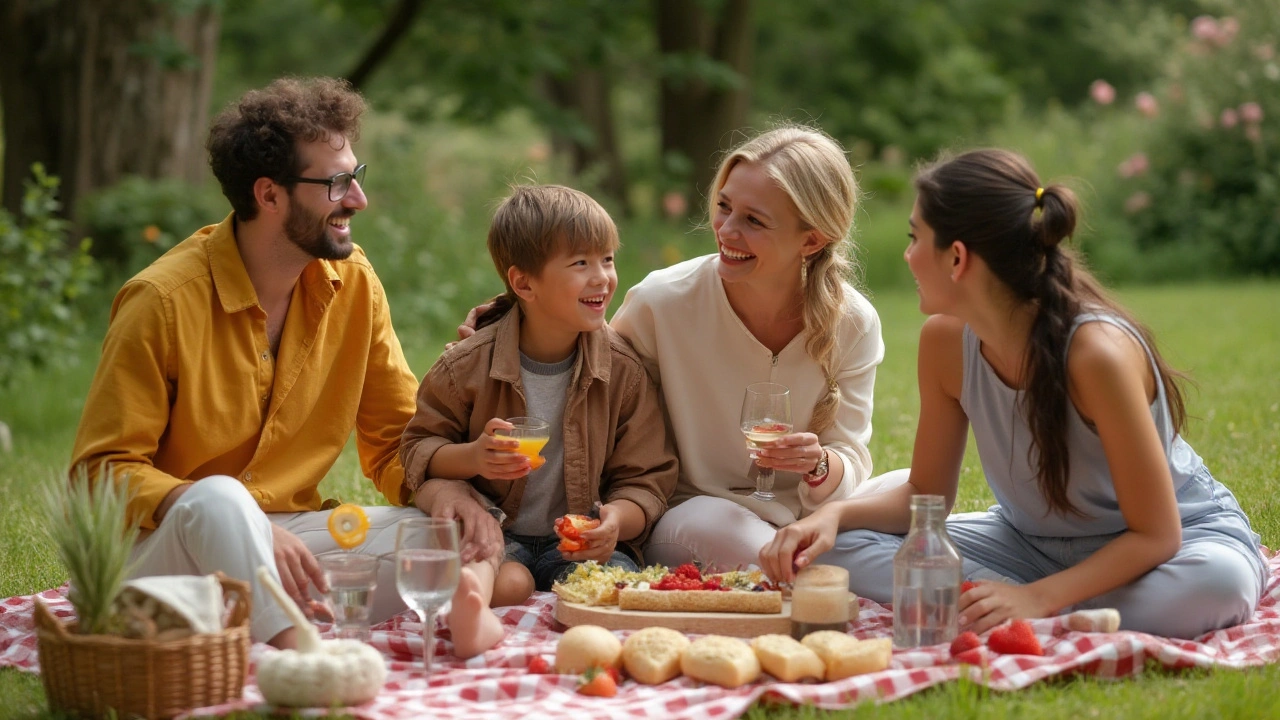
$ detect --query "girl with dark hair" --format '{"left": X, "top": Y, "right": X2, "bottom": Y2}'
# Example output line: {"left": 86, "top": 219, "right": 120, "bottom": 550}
{"left": 759, "top": 149, "right": 1266, "bottom": 639}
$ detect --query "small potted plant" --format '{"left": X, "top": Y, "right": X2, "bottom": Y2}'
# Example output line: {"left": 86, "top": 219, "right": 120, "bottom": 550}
{"left": 35, "top": 469, "right": 251, "bottom": 719}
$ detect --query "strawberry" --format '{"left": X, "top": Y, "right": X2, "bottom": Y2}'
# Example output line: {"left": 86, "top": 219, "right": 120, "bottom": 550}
{"left": 577, "top": 667, "right": 618, "bottom": 697}
{"left": 953, "top": 647, "right": 986, "bottom": 666}
{"left": 961, "top": 581, "right": 978, "bottom": 594}
{"left": 987, "top": 620, "right": 1044, "bottom": 656}
{"left": 949, "top": 630, "right": 982, "bottom": 657}
{"left": 527, "top": 656, "right": 550, "bottom": 674}
{"left": 674, "top": 563, "right": 702, "bottom": 581}
{"left": 604, "top": 665, "right": 623, "bottom": 684}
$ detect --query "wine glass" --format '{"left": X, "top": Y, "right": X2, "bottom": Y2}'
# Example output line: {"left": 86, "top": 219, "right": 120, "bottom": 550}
{"left": 495, "top": 416, "right": 551, "bottom": 471}
{"left": 740, "top": 382, "right": 792, "bottom": 502}
{"left": 395, "top": 517, "right": 461, "bottom": 672}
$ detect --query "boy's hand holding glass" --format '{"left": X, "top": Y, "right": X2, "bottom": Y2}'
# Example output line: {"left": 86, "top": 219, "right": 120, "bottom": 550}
{"left": 494, "top": 416, "right": 550, "bottom": 472}
{"left": 472, "top": 417, "right": 533, "bottom": 480}
{"left": 559, "top": 504, "right": 622, "bottom": 563}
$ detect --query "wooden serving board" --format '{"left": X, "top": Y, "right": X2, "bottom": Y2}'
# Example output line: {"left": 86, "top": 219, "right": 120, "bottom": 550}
{"left": 554, "top": 599, "right": 792, "bottom": 637}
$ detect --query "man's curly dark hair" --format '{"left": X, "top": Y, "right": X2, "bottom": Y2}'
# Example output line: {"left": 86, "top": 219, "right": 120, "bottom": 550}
{"left": 207, "top": 77, "right": 366, "bottom": 220}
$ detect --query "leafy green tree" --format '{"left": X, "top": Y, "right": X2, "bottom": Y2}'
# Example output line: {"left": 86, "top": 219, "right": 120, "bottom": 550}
{"left": 0, "top": 166, "right": 99, "bottom": 388}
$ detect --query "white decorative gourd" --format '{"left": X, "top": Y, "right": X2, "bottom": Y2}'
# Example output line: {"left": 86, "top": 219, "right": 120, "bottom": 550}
{"left": 254, "top": 566, "right": 387, "bottom": 707}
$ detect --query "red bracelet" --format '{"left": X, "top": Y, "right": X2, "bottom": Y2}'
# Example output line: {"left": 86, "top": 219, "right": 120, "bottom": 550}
{"left": 803, "top": 450, "right": 830, "bottom": 487}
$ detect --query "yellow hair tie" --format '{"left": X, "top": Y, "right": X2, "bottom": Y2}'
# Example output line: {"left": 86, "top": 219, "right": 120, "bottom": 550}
{"left": 1035, "top": 187, "right": 1045, "bottom": 202}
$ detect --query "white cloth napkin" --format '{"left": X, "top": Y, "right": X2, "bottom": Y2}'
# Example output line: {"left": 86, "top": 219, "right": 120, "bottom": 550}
{"left": 121, "top": 574, "right": 224, "bottom": 633}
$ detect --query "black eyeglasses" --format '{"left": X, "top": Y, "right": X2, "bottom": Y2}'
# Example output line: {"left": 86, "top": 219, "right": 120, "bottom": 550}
{"left": 287, "top": 164, "right": 367, "bottom": 202}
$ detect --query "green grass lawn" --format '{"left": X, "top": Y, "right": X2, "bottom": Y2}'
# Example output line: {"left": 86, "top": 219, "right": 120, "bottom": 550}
{"left": 1, "top": 282, "right": 1277, "bottom": 720}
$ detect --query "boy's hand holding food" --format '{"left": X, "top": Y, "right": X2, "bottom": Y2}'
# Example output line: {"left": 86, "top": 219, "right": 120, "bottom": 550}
{"left": 557, "top": 506, "right": 622, "bottom": 563}
{"left": 471, "top": 417, "right": 531, "bottom": 480}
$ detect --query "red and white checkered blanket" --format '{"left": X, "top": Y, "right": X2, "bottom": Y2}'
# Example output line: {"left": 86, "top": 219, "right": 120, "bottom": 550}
{"left": 4, "top": 551, "right": 1279, "bottom": 719}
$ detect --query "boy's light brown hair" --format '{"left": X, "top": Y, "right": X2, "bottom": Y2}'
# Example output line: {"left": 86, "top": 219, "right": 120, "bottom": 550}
{"left": 477, "top": 185, "right": 620, "bottom": 329}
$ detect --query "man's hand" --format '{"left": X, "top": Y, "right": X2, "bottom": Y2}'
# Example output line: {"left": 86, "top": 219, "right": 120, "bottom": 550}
{"left": 471, "top": 418, "right": 531, "bottom": 480}
{"left": 271, "top": 524, "right": 327, "bottom": 613}
{"left": 446, "top": 302, "right": 492, "bottom": 351}
{"left": 431, "top": 484, "right": 505, "bottom": 564}
{"left": 561, "top": 504, "right": 623, "bottom": 564}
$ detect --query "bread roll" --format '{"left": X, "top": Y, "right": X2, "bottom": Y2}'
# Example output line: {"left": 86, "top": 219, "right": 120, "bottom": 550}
{"left": 750, "top": 634, "right": 825, "bottom": 682}
{"left": 801, "top": 632, "right": 892, "bottom": 680}
{"left": 680, "top": 635, "right": 761, "bottom": 688}
{"left": 556, "top": 625, "right": 622, "bottom": 674}
{"left": 618, "top": 588, "right": 782, "bottom": 614}
{"left": 622, "top": 627, "right": 690, "bottom": 685}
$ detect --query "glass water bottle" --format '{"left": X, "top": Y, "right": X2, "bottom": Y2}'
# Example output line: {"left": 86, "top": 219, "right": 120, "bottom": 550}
{"left": 892, "top": 494, "right": 962, "bottom": 648}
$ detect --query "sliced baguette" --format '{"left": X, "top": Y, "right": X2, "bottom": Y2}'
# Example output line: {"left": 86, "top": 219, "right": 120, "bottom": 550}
{"left": 617, "top": 588, "right": 782, "bottom": 614}
{"left": 750, "top": 634, "right": 825, "bottom": 682}
{"left": 680, "top": 635, "right": 761, "bottom": 688}
{"left": 622, "top": 627, "right": 690, "bottom": 685}
{"left": 801, "top": 631, "right": 892, "bottom": 680}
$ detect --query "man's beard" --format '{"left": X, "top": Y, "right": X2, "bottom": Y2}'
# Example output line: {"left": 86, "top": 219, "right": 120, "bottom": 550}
{"left": 284, "top": 202, "right": 355, "bottom": 261}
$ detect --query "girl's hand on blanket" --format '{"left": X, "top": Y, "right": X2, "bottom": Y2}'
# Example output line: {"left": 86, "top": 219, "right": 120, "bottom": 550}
{"left": 561, "top": 505, "right": 622, "bottom": 564}
{"left": 754, "top": 432, "right": 825, "bottom": 475}
{"left": 472, "top": 418, "right": 531, "bottom": 481}
{"left": 958, "top": 580, "right": 1050, "bottom": 635}
{"left": 271, "top": 524, "right": 327, "bottom": 613}
{"left": 758, "top": 505, "right": 841, "bottom": 584}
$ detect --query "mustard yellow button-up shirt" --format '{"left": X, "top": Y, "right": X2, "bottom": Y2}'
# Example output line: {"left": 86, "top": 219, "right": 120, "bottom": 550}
{"left": 71, "top": 215, "right": 420, "bottom": 529}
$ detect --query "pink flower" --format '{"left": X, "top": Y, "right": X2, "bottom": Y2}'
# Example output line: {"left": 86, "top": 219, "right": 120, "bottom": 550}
{"left": 1124, "top": 191, "right": 1152, "bottom": 214}
{"left": 1239, "top": 102, "right": 1264, "bottom": 124}
{"left": 1218, "top": 17, "right": 1240, "bottom": 46}
{"left": 1245, "top": 125, "right": 1263, "bottom": 143}
{"left": 1090, "top": 80, "right": 1116, "bottom": 106}
{"left": 1221, "top": 108, "right": 1240, "bottom": 128}
{"left": 1254, "top": 44, "right": 1276, "bottom": 61}
{"left": 1117, "top": 153, "right": 1150, "bottom": 179}
{"left": 1135, "top": 92, "right": 1159, "bottom": 118}
{"left": 662, "top": 191, "right": 687, "bottom": 219}
{"left": 1191, "top": 15, "right": 1219, "bottom": 42}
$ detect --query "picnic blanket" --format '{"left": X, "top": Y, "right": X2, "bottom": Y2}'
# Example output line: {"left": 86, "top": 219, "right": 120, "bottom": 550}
{"left": 4, "top": 550, "right": 1279, "bottom": 719}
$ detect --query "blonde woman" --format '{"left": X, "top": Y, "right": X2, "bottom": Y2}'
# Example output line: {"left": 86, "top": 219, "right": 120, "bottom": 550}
{"left": 611, "top": 126, "right": 901, "bottom": 570}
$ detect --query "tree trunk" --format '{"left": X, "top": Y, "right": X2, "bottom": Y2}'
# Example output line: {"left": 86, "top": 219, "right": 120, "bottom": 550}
{"left": 0, "top": 0, "right": 219, "bottom": 221}
{"left": 346, "top": 0, "right": 427, "bottom": 90}
{"left": 656, "top": 0, "right": 754, "bottom": 214}
{"left": 544, "top": 69, "right": 632, "bottom": 216}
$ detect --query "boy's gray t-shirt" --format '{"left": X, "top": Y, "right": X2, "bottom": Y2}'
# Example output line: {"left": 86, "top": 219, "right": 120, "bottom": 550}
{"left": 509, "top": 350, "right": 575, "bottom": 537}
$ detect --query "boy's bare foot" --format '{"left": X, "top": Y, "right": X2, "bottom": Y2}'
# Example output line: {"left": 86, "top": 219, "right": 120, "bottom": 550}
{"left": 448, "top": 567, "right": 505, "bottom": 659}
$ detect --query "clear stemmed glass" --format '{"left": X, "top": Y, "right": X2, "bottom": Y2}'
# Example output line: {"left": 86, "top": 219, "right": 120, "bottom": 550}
{"left": 395, "top": 517, "right": 461, "bottom": 672}
{"left": 740, "top": 382, "right": 793, "bottom": 502}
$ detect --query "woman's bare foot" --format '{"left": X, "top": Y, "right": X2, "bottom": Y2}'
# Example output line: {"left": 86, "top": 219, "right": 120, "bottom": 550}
{"left": 448, "top": 567, "right": 505, "bottom": 659}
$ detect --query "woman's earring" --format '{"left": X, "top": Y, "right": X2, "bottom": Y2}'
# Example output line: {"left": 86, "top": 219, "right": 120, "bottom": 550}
{"left": 801, "top": 258, "right": 808, "bottom": 287}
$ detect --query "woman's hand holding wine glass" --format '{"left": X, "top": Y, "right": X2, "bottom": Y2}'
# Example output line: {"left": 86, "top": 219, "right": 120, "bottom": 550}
{"left": 740, "top": 382, "right": 793, "bottom": 502}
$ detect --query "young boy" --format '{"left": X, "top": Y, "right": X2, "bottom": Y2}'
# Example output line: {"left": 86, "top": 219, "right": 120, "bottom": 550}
{"left": 400, "top": 185, "right": 678, "bottom": 658}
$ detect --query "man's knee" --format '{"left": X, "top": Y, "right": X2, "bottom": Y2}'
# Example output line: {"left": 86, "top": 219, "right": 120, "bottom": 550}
{"left": 166, "top": 475, "right": 263, "bottom": 528}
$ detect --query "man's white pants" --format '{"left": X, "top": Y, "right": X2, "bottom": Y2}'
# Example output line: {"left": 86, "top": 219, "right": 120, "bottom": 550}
{"left": 128, "top": 475, "right": 425, "bottom": 642}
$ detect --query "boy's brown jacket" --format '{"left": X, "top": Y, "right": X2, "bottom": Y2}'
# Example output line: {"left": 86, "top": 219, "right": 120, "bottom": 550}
{"left": 401, "top": 305, "right": 678, "bottom": 546}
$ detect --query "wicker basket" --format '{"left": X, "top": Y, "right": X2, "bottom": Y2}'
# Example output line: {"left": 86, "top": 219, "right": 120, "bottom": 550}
{"left": 35, "top": 573, "right": 251, "bottom": 720}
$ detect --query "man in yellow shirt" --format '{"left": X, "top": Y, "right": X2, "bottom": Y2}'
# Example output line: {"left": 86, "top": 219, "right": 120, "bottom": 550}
{"left": 70, "top": 77, "right": 495, "bottom": 648}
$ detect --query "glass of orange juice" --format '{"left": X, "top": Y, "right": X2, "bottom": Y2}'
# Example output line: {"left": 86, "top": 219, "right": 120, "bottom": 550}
{"left": 496, "top": 416, "right": 551, "bottom": 471}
